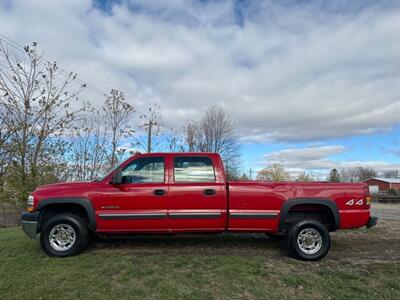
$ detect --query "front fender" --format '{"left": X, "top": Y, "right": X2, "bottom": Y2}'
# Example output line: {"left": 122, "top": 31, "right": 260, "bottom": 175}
{"left": 36, "top": 197, "right": 96, "bottom": 231}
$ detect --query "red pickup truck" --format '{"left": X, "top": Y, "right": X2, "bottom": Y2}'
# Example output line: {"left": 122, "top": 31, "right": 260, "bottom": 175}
{"left": 21, "top": 152, "right": 377, "bottom": 260}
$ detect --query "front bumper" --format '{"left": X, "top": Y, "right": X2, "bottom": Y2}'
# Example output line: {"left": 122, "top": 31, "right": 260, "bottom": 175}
{"left": 21, "top": 211, "right": 40, "bottom": 239}
{"left": 366, "top": 216, "right": 378, "bottom": 228}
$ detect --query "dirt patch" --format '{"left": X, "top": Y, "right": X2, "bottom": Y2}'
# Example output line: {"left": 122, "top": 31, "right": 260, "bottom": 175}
{"left": 0, "top": 210, "right": 22, "bottom": 228}
{"left": 371, "top": 202, "right": 400, "bottom": 221}
{"left": 329, "top": 219, "right": 400, "bottom": 263}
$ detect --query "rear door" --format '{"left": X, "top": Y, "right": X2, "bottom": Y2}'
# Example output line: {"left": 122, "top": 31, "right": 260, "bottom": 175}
{"left": 167, "top": 155, "right": 227, "bottom": 232}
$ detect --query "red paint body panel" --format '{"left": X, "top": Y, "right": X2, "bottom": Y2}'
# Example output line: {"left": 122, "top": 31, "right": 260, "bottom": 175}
{"left": 339, "top": 209, "right": 371, "bottom": 229}
{"left": 165, "top": 154, "right": 227, "bottom": 232}
{"left": 31, "top": 152, "right": 372, "bottom": 234}
{"left": 94, "top": 183, "right": 169, "bottom": 232}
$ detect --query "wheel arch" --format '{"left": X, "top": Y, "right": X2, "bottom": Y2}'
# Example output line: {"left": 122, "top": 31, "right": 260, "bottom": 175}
{"left": 279, "top": 198, "right": 340, "bottom": 233}
{"left": 37, "top": 197, "right": 96, "bottom": 232}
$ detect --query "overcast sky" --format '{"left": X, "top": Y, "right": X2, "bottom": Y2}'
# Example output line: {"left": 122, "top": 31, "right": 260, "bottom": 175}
{"left": 1, "top": 0, "right": 399, "bottom": 177}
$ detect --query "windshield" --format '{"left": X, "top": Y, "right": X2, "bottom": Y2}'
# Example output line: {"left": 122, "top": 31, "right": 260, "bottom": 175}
{"left": 93, "top": 164, "right": 121, "bottom": 182}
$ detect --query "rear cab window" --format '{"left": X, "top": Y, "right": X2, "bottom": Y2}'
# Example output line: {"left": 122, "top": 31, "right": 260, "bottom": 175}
{"left": 173, "top": 156, "right": 216, "bottom": 183}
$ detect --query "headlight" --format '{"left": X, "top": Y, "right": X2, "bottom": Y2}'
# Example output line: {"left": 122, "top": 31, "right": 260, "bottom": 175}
{"left": 27, "top": 195, "right": 34, "bottom": 212}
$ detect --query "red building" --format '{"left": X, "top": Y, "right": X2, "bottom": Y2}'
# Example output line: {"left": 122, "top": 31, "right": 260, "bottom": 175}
{"left": 363, "top": 178, "right": 400, "bottom": 194}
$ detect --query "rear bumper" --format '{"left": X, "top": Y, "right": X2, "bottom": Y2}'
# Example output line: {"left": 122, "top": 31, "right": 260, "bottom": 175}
{"left": 21, "top": 211, "right": 40, "bottom": 239}
{"left": 366, "top": 216, "right": 378, "bottom": 228}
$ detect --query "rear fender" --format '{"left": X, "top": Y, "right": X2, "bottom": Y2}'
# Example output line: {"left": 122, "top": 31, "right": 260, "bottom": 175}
{"left": 278, "top": 198, "right": 340, "bottom": 233}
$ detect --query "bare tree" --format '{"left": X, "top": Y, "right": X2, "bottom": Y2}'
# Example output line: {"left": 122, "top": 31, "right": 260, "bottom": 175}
{"left": 68, "top": 103, "right": 109, "bottom": 181}
{"left": 103, "top": 89, "right": 134, "bottom": 168}
{"left": 182, "top": 106, "right": 241, "bottom": 179}
{"left": 257, "top": 164, "right": 289, "bottom": 181}
{"left": 0, "top": 41, "right": 84, "bottom": 201}
{"left": 182, "top": 119, "right": 201, "bottom": 152}
{"left": 0, "top": 104, "right": 13, "bottom": 179}
{"left": 356, "top": 167, "right": 377, "bottom": 182}
{"left": 0, "top": 103, "right": 14, "bottom": 201}
{"left": 238, "top": 173, "right": 250, "bottom": 181}
{"left": 340, "top": 167, "right": 377, "bottom": 182}
{"left": 164, "top": 127, "right": 185, "bottom": 152}
{"left": 201, "top": 106, "right": 241, "bottom": 179}
{"left": 297, "top": 171, "right": 315, "bottom": 182}
{"left": 340, "top": 168, "right": 358, "bottom": 183}
{"left": 383, "top": 170, "right": 400, "bottom": 179}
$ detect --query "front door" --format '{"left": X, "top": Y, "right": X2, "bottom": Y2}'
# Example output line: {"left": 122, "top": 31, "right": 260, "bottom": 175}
{"left": 167, "top": 155, "right": 227, "bottom": 232}
{"left": 96, "top": 156, "right": 168, "bottom": 232}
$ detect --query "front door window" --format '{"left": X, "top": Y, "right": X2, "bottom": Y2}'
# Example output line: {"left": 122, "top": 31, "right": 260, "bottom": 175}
{"left": 121, "top": 157, "right": 165, "bottom": 184}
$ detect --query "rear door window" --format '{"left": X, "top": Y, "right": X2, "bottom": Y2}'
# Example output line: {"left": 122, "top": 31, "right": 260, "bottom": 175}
{"left": 174, "top": 156, "right": 216, "bottom": 183}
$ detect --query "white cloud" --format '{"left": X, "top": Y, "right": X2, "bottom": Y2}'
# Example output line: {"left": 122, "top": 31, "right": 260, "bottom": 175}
{"left": 266, "top": 145, "right": 346, "bottom": 163}
{"left": 1, "top": 0, "right": 400, "bottom": 143}
{"left": 263, "top": 145, "right": 400, "bottom": 176}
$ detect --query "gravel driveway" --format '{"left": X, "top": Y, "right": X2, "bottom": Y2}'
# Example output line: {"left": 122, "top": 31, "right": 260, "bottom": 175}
{"left": 371, "top": 203, "right": 400, "bottom": 221}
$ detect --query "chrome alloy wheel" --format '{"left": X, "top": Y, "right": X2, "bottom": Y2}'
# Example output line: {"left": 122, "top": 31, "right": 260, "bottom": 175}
{"left": 296, "top": 228, "right": 322, "bottom": 255}
{"left": 49, "top": 224, "right": 76, "bottom": 251}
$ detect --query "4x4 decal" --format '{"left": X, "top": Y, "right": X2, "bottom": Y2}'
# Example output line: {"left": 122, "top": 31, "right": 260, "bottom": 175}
{"left": 346, "top": 199, "right": 363, "bottom": 206}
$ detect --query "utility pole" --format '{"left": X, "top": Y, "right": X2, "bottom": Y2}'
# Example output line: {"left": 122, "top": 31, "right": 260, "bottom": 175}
{"left": 143, "top": 119, "right": 160, "bottom": 153}
{"left": 140, "top": 103, "right": 162, "bottom": 153}
{"left": 146, "top": 120, "right": 152, "bottom": 153}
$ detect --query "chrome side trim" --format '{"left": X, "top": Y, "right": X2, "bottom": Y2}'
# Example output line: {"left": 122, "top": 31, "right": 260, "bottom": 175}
{"left": 21, "top": 220, "right": 38, "bottom": 239}
{"left": 99, "top": 213, "right": 167, "bottom": 220}
{"left": 168, "top": 212, "right": 221, "bottom": 219}
{"left": 230, "top": 212, "right": 278, "bottom": 219}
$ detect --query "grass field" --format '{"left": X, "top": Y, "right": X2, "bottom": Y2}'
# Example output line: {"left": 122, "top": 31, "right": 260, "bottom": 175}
{"left": 1, "top": 205, "right": 399, "bottom": 299}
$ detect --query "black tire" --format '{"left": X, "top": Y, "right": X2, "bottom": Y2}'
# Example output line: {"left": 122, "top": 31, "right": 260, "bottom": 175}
{"left": 40, "top": 213, "right": 88, "bottom": 257}
{"left": 285, "top": 219, "right": 330, "bottom": 261}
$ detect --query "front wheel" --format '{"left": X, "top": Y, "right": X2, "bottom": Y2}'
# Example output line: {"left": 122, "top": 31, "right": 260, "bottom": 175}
{"left": 285, "top": 219, "right": 330, "bottom": 261}
{"left": 40, "top": 213, "right": 88, "bottom": 257}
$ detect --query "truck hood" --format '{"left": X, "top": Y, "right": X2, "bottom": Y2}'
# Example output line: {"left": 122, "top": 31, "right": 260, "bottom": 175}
{"left": 34, "top": 181, "right": 97, "bottom": 193}
{"left": 33, "top": 181, "right": 103, "bottom": 202}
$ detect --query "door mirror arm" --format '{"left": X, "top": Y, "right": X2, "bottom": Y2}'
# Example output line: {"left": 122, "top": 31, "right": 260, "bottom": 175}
{"left": 110, "top": 167, "right": 122, "bottom": 185}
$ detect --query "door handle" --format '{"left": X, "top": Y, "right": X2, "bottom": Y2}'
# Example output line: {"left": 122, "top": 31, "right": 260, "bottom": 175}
{"left": 153, "top": 189, "right": 166, "bottom": 196}
{"left": 203, "top": 189, "right": 216, "bottom": 195}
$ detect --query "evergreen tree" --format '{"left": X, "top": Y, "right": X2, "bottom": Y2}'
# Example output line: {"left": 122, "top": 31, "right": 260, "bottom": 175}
{"left": 328, "top": 168, "right": 341, "bottom": 182}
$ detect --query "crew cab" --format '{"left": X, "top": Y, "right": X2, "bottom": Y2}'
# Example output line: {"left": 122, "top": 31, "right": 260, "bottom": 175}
{"left": 21, "top": 152, "right": 377, "bottom": 260}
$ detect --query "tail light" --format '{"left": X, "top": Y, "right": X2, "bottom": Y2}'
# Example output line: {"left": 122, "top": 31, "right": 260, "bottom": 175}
{"left": 364, "top": 186, "right": 371, "bottom": 207}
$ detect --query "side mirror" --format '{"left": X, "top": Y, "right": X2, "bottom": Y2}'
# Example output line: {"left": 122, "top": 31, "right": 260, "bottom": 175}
{"left": 110, "top": 167, "right": 122, "bottom": 185}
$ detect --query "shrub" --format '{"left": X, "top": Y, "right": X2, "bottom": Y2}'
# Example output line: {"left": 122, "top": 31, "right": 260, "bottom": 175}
{"left": 387, "top": 188, "right": 400, "bottom": 196}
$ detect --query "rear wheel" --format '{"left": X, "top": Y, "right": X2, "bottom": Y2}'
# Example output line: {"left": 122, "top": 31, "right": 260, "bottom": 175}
{"left": 40, "top": 213, "right": 88, "bottom": 257}
{"left": 285, "top": 219, "right": 330, "bottom": 261}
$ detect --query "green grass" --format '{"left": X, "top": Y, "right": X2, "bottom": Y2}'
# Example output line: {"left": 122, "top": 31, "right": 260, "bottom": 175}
{"left": 1, "top": 227, "right": 399, "bottom": 300}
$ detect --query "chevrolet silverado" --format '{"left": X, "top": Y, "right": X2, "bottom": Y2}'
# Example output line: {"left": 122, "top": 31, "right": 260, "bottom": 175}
{"left": 21, "top": 152, "right": 377, "bottom": 260}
